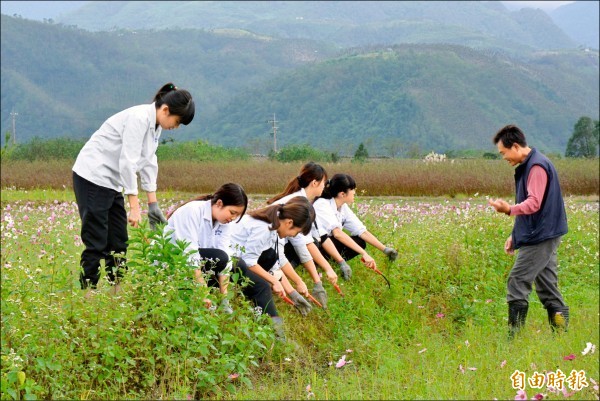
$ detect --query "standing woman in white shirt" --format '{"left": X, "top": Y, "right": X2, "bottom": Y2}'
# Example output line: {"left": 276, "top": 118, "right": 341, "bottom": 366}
{"left": 267, "top": 162, "right": 338, "bottom": 308}
{"left": 72, "top": 82, "right": 195, "bottom": 292}
{"left": 230, "top": 196, "right": 315, "bottom": 341}
{"left": 313, "top": 174, "right": 398, "bottom": 280}
{"left": 165, "top": 183, "right": 247, "bottom": 313}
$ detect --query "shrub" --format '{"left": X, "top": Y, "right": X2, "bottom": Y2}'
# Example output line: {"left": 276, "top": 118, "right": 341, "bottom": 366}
{"left": 269, "top": 143, "right": 333, "bottom": 162}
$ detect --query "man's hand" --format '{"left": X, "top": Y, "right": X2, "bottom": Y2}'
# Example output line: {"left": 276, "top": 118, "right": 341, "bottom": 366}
{"left": 504, "top": 236, "right": 515, "bottom": 256}
{"left": 488, "top": 198, "right": 511, "bottom": 215}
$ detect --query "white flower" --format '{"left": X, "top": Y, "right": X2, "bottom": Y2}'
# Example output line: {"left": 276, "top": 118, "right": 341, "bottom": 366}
{"left": 582, "top": 342, "right": 596, "bottom": 356}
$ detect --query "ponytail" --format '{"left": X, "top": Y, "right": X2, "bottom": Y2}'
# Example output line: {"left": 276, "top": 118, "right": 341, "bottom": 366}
{"left": 250, "top": 196, "right": 315, "bottom": 235}
{"left": 318, "top": 174, "right": 356, "bottom": 200}
{"left": 267, "top": 161, "right": 327, "bottom": 204}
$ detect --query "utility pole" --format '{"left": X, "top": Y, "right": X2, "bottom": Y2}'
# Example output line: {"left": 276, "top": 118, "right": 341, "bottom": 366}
{"left": 268, "top": 113, "right": 278, "bottom": 153}
{"left": 10, "top": 109, "right": 18, "bottom": 145}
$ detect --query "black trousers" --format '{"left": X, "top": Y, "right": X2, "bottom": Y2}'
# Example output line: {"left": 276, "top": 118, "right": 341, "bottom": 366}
{"left": 235, "top": 248, "right": 279, "bottom": 317}
{"left": 73, "top": 172, "right": 128, "bottom": 289}
{"left": 317, "top": 234, "right": 366, "bottom": 261}
{"left": 198, "top": 248, "right": 229, "bottom": 289}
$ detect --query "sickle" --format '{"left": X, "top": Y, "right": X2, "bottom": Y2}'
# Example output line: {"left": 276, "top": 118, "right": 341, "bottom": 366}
{"left": 281, "top": 294, "right": 295, "bottom": 306}
{"left": 306, "top": 293, "right": 323, "bottom": 308}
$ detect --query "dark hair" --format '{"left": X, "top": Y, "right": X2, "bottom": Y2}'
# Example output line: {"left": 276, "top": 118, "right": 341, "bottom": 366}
{"left": 167, "top": 183, "right": 248, "bottom": 221}
{"left": 153, "top": 82, "right": 195, "bottom": 125}
{"left": 267, "top": 161, "right": 327, "bottom": 204}
{"left": 493, "top": 124, "right": 527, "bottom": 148}
{"left": 319, "top": 173, "right": 357, "bottom": 200}
{"left": 249, "top": 196, "right": 315, "bottom": 236}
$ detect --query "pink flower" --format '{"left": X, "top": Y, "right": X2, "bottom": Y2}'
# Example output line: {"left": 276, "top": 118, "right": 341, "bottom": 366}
{"left": 23, "top": 215, "right": 29, "bottom": 221}
{"left": 459, "top": 364, "right": 465, "bottom": 374}
{"left": 436, "top": 313, "right": 445, "bottom": 318}
{"left": 228, "top": 373, "right": 240, "bottom": 380}
{"left": 335, "top": 355, "right": 348, "bottom": 368}
{"left": 500, "top": 360, "right": 507, "bottom": 368}
{"left": 345, "top": 349, "right": 353, "bottom": 353}
{"left": 531, "top": 393, "right": 544, "bottom": 400}
{"left": 468, "top": 367, "right": 477, "bottom": 371}
{"left": 515, "top": 389, "right": 527, "bottom": 400}
{"left": 561, "top": 387, "right": 574, "bottom": 398}
{"left": 563, "top": 353, "right": 576, "bottom": 361}
{"left": 486, "top": 299, "right": 493, "bottom": 303}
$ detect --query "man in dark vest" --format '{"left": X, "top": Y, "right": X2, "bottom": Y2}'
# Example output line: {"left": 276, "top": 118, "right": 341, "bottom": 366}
{"left": 488, "top": 124, "right": 569, "bottom": 339}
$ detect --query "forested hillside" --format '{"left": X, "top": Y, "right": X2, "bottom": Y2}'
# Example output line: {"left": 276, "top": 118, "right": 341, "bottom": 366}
{"left": 1, "top": 11, "right": 598, "bottom": 154}
{"left": 0, "top": 14, "right": 338, "bottom": 143}
{"left": 194, "top": 44, "right": 599, "bottom": 155}
{"left": 57, "top": 1, "right": 575, "bottom": 52}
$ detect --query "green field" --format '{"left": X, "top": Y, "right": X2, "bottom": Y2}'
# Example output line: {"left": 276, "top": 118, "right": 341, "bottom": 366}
{"left": 1, "top": 188, "right": 598, "bottom": 400}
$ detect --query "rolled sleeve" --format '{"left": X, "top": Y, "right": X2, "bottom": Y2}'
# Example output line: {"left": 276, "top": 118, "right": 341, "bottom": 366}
{"left": 139, "top": 153, "right": 159, "bottom": 193}
{"left": 343, "top": 206, "right": 367, "bottom": 236}
{"left": 119, "top": 117, "right": 146, "bottom": 195}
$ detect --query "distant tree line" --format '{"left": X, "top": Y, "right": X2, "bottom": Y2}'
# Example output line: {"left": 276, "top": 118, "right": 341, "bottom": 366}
{"left": 2, "top": 117, "right": 597, "bottom": 163}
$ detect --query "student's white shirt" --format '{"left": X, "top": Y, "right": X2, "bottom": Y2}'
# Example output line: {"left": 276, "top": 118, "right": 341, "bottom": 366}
{"left": 313, "top": 198, "right": 367, "bottom": 237}
{"left": 229, "top": 215, "right": 288, "bottom": 272}
{"left": 272, "top": 189, "right": 316, "bottom": 263}
{"left": 72, "top": 103, "right": 161, "bottom": 195}
{"left": 164, "top": 200, "right": 232, "bottom": 270}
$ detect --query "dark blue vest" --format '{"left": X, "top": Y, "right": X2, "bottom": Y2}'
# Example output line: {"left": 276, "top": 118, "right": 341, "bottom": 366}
{"left": 512, "top": 148, "right": 568, "bottom": 249}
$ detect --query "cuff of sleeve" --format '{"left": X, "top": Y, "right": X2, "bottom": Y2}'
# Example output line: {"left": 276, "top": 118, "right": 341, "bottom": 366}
{"left": 141, "top": 184, "right": 158, "bottom": 193}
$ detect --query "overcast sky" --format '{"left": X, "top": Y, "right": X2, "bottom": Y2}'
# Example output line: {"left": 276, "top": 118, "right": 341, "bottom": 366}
{"left": 0, "top": 1, "right": 578, "bottom": 21}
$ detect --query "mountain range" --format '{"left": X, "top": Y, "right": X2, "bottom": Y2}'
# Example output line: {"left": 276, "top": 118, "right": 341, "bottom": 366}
{"left": 1, "top": 1, "right": 598, "bottom": 155}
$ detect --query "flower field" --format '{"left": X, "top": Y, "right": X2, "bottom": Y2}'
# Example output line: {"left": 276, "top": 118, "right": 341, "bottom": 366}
{"left": 1, "top": 187, "right": 598, "bottom": 399}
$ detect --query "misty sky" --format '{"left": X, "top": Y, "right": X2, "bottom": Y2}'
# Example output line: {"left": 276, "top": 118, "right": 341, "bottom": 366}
{"left": 0, "top": 1, "right": 577, "bottom": 21}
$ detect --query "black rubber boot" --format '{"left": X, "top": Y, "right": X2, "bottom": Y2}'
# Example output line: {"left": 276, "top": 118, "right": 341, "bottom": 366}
{"left": 548, "top": 306, "right": 569, "bottom": 332}
{"left": 508, "top": 301, "right": 528, "bottom": 340}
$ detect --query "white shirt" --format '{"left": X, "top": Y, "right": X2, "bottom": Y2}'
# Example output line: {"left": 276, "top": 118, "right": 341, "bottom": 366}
{"left": 313, "top": 198, "right": 367, "bottom": 237}
{"left": 273, "top": 189, "right": 315, "bottom": 263}
{"left": 73, "top": 103, "right": 161, "bottom": 195}
{"left": 165, "top": 200, "right": 232, "bottom": 270}
{"left": 229, "top": 215, "right": 288, "bottom": 272}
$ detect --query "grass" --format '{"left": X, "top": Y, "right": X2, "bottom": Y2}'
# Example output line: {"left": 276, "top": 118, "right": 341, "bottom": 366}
{"left": 1, "top": 189, "right": 598, "bottom": 400}
{"left": 1, "top": 158, "right": 598, "bottom": 197}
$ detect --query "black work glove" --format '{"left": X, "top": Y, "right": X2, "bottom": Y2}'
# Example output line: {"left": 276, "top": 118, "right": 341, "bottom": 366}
{"left": 148, "top": 202, "right": 167, "bottom": 230}
{"left": 289, "top": 290, "right": 312, "bottom": 316}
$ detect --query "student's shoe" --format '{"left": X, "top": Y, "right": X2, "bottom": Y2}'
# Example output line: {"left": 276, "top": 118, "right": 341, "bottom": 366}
{"left": 271, "top": 316, "right": 286, "bottom": 342}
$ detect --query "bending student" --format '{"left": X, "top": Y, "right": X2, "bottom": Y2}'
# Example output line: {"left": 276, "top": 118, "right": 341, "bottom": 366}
{"left": 165, "top": 183, "right": 248, "bottom": 314}
{"left": 313, "top": 173, "right": 398, "bottom": 280}
{"left": 267, "top": 162, "right": 338, "bottom": 308}
{"left": 73, "top": 82, "right": 195, "bottom": 293}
